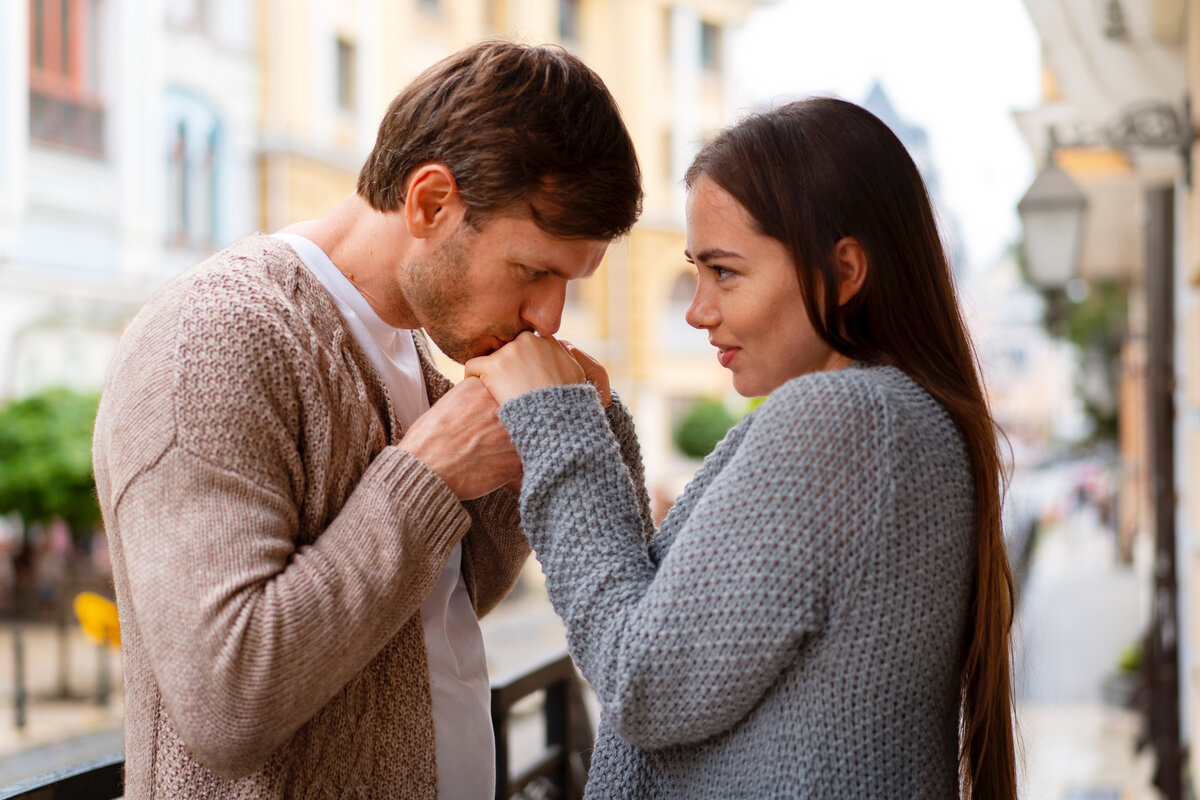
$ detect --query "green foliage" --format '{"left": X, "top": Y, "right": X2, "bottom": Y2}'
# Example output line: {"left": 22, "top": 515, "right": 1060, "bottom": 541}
{"left": 0, "top": 388, "right": 102, "bottom": 537}
{"left": 1117, "top": 640, "right": 1143, "bottom": 674}
{"left": 1015, "top": 237, "right": 1127, "bottom": 444}
{"left": 673, "top": 398, "right": 738, "bottom": 460}
{"left": 1059, "top": 281, "right": 1128, "bottom": 355}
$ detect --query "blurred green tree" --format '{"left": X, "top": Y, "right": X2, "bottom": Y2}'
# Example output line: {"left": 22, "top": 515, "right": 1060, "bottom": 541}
{"left": 673, "top": 397, "right": 738, "bottom": 460}
{"left": 0, "top": 388, "right": 102, "bottom": 621}
{"left": 0, "top": 388, "right": 102, "bottom": 539}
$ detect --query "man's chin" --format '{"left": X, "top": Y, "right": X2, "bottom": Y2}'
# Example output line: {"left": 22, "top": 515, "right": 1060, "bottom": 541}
{"left": 426, "top": 334, "right": 493, "bottom": 364}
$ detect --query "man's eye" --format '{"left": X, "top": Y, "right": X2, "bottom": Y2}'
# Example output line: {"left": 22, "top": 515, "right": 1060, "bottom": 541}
{"left": 522, "top": 265, "right": 547, "bottom": 279}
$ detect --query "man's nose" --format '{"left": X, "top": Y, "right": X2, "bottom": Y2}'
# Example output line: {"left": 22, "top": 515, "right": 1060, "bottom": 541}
{"left": 522, "top": 281, "right": 567, "bottom": 336}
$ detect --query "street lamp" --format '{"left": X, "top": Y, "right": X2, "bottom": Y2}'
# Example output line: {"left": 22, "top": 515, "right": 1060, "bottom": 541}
{"left": 1016, "top": 158, "right": 1088, "bottom": 290}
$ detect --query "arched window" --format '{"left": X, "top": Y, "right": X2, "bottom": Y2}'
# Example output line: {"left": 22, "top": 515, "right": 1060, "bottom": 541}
{"left": 164, "top": 91, "right": 221, "bottom": 249}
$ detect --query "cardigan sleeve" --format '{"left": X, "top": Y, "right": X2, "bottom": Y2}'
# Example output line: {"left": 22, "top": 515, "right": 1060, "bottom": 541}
{"left": 460, "top": 487, "right": 527, "bottom": 618}
{"left": 498, "top": 377, "right": 895, "bottom": 749}
{"left": 100, "top": 287, "right": 472, "bottom": 779}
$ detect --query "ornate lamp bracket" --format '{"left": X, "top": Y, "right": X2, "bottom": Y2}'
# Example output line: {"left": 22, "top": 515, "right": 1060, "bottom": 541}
{"left": 1046, "top": 98, "right": 1195, "bottom": 185}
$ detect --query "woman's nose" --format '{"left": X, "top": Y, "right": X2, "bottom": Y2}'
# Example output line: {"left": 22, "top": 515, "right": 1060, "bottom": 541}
{"left": 685, "top": 287, "right": 718, "bottom": 330}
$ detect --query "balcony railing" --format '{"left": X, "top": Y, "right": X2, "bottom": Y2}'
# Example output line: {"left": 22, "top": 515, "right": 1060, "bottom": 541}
{"left": 0, "top": 650, "right": 591, "bottom": 800}
{"left": 29, "top": 89, "right": 106, "bottom": 157}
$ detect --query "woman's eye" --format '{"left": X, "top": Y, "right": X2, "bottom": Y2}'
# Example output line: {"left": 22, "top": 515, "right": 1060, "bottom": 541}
{"left": 710, "top": 265, "right": 732, "bottom": 280}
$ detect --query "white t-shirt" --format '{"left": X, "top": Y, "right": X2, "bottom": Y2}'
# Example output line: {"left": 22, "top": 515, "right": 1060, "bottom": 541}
{"left": 274, "top": 233, "right": 494, "bottom": 799}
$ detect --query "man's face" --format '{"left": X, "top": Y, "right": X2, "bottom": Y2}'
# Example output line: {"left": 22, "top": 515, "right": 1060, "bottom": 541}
{"left": 398, "top": 214, "right": 609, "bottom": 363}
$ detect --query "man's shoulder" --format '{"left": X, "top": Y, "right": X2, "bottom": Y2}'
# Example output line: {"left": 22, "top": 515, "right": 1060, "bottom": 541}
{"left": 163, "top": 233, "right": 305, "bottom": 309}
{"left": 104, "top": 235, "right": 324, "bottom": 413}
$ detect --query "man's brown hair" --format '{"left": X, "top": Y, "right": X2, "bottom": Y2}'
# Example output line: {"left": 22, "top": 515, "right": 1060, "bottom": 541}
{"left": 357, "top": 40, "right": 642, "bottom": 240}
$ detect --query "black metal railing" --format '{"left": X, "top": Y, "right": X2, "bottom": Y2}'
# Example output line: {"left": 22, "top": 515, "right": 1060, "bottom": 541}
{"left": 0, "top": 650, "right": 592, "bottom": 800}
{"left": 0, "top": 753, "right": 123, "bottom": 800}
{"left": 491, "top": 650, "right": 592, "bottom": 800}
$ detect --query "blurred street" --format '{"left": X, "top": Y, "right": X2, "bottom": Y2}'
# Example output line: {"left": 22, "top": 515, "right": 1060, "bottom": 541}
{"left": 0, "top": 623, "right": 123, "bottom": 784}
{"left": 1014, "top": 467, "right": 1157, "bottom": 800}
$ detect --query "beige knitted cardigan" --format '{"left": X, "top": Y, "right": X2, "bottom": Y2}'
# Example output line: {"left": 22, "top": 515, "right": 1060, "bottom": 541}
{"left": 92, "top": 235, "right": 528, "bottom": 799}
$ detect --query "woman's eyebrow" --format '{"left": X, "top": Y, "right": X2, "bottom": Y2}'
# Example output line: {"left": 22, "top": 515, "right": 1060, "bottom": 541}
{"left": 683, "top": 247, "right": 743, "bottom": 263}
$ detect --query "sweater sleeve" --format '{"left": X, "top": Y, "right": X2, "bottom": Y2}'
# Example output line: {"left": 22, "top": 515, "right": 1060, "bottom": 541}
{"left": 460, "top": 487, "right": 527, "bottom": 618}
{"left": 458, "top": 391, "right": 652, "bottom": 617}
{"left": 604, "top": 391, "right": 656, "bottom": 545}
{"left": 115, "top": 447, "right": 467, "bottom": 777}
{"left": 101, "top": 285, "right": 472, "bottom": 779}
{"left": 498, "top": 377, "right": 894, "bottom": 749}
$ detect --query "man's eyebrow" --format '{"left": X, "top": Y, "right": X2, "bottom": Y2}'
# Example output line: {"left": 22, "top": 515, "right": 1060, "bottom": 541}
{"left": 520, "top": 260, "right": 573, "bottom": 278}
{"left": 684, "top": 248, "right": 743, "bottom": 263}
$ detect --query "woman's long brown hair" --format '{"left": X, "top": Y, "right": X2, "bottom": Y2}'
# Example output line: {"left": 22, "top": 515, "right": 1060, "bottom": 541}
{"left": 685, "top": 97, "right": 1016, "bottom": 799}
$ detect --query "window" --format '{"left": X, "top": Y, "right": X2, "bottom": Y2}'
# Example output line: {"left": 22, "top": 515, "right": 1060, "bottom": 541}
{"left": 699, "top": 21, "right": 721, "bottom": 72}
{"left": 558, "top": 0, "right": 581, "bottom": 42}
{"left": 164, "top": 0, "right": 209, "bottom": 31}
{"left": 165, "top": 92, "right": 221, "bottom": 249}
{"left": 336, "top": 37, "right": 357, "bottom": 113}
{"left": 418, "top": 0, "right": 439, "bottom": 14}
{"left": 28, "top": 0, "right": 105, "bottom": 155}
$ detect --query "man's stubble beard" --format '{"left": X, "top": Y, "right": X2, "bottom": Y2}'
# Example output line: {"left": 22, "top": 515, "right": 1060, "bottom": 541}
{"left": 399, "top": 226, "right": 514, "bottom": 364}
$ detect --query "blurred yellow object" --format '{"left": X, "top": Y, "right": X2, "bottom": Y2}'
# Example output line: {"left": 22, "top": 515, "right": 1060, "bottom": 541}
{"left": 74, "top": 592, "right": 121, "bottom": 648}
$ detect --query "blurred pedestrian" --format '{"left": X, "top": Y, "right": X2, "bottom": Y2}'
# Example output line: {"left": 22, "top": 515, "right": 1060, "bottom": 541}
{"left": 91, "top": 40, "right": 642, "bottom": 799}
{"left": 468, "top": 97, "right": 1016, "bottom": 799}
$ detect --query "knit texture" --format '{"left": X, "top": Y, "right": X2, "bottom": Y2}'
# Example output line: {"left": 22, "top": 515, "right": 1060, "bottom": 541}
{"left": 499, "top": 364, "right": 976, "bottom": 799}
{"left": 92, "top": 234, "right": 528, "bottom": 799}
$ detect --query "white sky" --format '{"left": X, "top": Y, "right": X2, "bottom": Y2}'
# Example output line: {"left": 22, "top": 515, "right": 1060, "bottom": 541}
{"left": 729, "top": 0, "right": 1043, "bottom": 273}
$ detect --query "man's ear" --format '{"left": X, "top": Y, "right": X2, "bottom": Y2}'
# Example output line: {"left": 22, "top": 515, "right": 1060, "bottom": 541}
{"left": 403, "top": 163, "right": 463, "bottom": 239}
{"left": 833, "top": 236, "right": 869, "bottom": 306}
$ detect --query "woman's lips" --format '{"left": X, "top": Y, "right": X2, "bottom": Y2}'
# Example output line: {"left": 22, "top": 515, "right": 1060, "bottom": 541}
{"left": 717, "top": 347, "right": 740, "bottom": 368}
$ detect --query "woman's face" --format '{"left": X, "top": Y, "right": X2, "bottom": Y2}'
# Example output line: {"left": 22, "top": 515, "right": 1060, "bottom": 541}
{"left": 684, "top": 175, "right": 849, "bottom": 397}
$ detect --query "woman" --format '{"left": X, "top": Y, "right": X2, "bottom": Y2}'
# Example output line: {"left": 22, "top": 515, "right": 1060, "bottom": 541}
{"left": 466, "top": 97, "right": 1016, "bottom": 799}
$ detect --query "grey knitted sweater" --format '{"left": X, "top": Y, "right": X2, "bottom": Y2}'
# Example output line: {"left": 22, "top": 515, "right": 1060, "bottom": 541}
{"left": 499, "top": 364, "right": 975, "bottom": 798}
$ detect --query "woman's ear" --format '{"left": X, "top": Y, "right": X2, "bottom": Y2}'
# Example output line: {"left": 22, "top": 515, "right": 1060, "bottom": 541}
{"left": 833, "top": 236, "right": 869, "bottom": 306}
{"left": 403, "top": 163, "right": 463, "bottom": 239}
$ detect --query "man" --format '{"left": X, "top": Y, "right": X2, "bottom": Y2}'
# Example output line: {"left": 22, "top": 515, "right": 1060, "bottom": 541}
{"left": 92, "top": 40, "right": 642, "bottom": 798}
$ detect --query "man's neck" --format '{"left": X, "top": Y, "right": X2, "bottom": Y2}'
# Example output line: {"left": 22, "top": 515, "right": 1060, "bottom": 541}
{"left": 278, "top": 195, "right": 420, "bottom": 329}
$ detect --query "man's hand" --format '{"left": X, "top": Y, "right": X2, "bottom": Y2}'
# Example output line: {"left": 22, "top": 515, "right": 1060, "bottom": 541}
{"left": 398, "top": 377, "right": 522, "bottom": 500}
{"left": 560, "top": 339, "right": 611, "bottom": 407}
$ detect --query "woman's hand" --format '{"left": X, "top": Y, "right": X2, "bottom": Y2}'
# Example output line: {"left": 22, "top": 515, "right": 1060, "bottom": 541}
{"left": 465, "top": 331, "right": 586, "bottom": 406}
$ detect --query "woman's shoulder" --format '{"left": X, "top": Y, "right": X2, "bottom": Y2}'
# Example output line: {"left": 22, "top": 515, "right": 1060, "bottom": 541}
{"left": 756, "top": 363, "right": 897, "bottom": 427}
{"left": 753, "top": 364, "right": 959, "bottom": 453}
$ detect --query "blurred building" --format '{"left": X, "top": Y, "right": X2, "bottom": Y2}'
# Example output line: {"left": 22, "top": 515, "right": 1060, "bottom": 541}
{"left": 0, "top": 0, "right": 764, "bottom": 512}
{"left": 0, "top": 0, "right": 259, "bottom": 398}
{"left": 1014, "top": 0, "right": 1196, "bottom": 795}
{"left": 967, "top": 249, "right": 1086, "bottom": 464}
